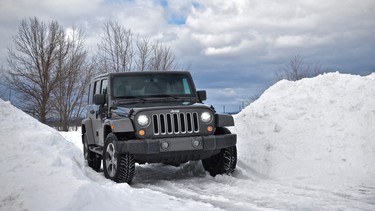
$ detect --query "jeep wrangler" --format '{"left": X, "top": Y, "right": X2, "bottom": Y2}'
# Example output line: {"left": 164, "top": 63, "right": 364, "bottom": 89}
{"left": 81, "top": 71, "right": 237, "bottom": 183}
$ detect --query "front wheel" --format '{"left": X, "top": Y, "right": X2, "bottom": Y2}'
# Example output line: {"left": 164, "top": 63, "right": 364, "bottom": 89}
{"left": 103, "top": 133, "right": 135, "bottom": 184}
{"left": 202, "top": 145, "right": 237, "bottom": 177}
{"left": 202, "top": 127, "right": 237, "bottom": 176}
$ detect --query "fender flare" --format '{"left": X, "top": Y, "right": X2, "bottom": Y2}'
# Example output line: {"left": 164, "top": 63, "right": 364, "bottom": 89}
{"left": 105, "top": 118, "right": 135, "bottom": 133}
{"left": 82, "top": 118, "right": 96, "bottom": 145}
{"left": 215, "top": 114, "right": 234, "bottom": 127}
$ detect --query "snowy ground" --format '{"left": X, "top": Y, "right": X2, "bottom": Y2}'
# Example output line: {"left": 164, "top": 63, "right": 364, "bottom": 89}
{"left": 1, "top": 72, "right": 375, "bottom": 210}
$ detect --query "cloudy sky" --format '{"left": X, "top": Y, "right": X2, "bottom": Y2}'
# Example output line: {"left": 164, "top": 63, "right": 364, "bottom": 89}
{"left": 1, "top": 0, "right": 374, "bottom": 112}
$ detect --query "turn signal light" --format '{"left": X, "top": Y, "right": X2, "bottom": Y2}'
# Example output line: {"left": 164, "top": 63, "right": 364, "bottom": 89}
{"left": 138, "top": 130, "right": 145, "bottom": 136}
{"left": 207, "top": 126, "right": 213, "bottom": 132}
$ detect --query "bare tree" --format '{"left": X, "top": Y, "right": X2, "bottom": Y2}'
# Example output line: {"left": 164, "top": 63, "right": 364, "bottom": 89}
{"left": 5, "top": 17, "right": 92, "bottom": 129}
{"left": 95, "top": 21, "right": 134, "bottom": 73}
{"left": 51, "top": 27, "right": 92, "bottom": 131}
{"left": 5, "top": 17, "right": 66, "bottom": 123}
{"left": 95, "top": 21, "right": 186, "bottom": 73}
{"left": 276, "top": 54, "right": 322, "bottom": 81}
{"left": 149, "top": 42, "right": 177, "bottom": 70}
{"left": 135, "top": 36, "right": 152, "bottom": 71}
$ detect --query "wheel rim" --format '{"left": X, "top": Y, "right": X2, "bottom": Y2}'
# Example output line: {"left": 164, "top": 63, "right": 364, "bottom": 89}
{"left": 105, "top": 143, "right": 117, "bottom": 177}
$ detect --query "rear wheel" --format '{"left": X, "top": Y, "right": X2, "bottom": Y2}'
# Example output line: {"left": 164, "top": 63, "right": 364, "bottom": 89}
{"left": 83, "top": 134, "right": 101, "bottom": 172}
{"left": 103, "top": 133, "right": 135, "bottom": 184}
{"left": 202, "top": 128, "right": 237, "bottom": 176}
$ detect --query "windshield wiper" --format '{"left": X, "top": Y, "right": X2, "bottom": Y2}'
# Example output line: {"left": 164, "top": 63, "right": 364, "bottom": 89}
{"left": 149, "top": 95, "right": 193, "bottom": 101}
{"left": 113, "top": 97, "right": 148, "bottom": 105}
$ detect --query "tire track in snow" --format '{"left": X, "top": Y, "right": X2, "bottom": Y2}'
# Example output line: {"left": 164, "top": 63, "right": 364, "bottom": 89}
{"left": 129, "top": 162, "right": 375, "bottom": 210}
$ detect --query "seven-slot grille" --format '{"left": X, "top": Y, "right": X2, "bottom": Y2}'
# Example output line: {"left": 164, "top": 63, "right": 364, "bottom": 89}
{"left": 152, "top": 112, "right": 199, "bottom": 135}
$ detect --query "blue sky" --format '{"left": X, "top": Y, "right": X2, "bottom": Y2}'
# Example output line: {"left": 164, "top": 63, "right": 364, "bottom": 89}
{"left": 0, "top": 0, "right": 374, "bottom": 112}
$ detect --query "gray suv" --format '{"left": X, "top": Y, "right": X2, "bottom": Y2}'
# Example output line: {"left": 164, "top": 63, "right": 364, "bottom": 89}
{"left": 82, "top": 71, "right": 237, "bottom": 183}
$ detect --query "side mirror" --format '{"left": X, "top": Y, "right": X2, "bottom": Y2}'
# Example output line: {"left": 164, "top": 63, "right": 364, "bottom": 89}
{"left": 197, "top": 90, "right": 207, "bottom": 102}
{"left": 94, "top": 94, "right": 106, "bottom": 105}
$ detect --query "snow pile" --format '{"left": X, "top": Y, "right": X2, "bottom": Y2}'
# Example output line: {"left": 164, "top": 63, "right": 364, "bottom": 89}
{"left": 0, "top": 100, "right": 87, "bottom": 210}
{"left": 234, "top": 72, "right": 375, "bottom": 187}
{"left": 0, "top": 99, "right": 220, "bottom": 211}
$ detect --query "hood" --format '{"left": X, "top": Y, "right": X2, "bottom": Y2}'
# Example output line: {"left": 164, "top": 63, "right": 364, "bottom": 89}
{"left": 111, "top": 101, "right": 213, "bottom": 118}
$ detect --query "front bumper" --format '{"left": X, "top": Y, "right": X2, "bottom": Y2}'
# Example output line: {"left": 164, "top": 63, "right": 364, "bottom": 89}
{"left": 113, "top": 134, "right": 236, "bottom": 155}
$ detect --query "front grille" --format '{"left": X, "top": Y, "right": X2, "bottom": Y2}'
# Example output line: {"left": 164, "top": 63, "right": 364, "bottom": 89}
{"left": 152, "top": 112, "right": 199, "bottom": 135}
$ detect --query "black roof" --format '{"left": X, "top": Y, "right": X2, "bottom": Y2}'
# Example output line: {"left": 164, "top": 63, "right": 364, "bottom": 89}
{"left": 94, "top": 71, "right": 190, "bottom": 80}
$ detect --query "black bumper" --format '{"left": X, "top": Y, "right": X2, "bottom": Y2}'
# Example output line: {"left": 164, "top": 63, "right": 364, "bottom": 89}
{"left": 113, "top": 134, "right": 237, "bottom": 155}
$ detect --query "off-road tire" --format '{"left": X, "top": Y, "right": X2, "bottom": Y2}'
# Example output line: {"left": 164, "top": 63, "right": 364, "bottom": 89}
{"left": 83, "top": 134, "right": 101, "bottom": 172}
{"left": 103, "top": 133, "right": 135, "bottom": 184}
{"left": 202, "top": 128, "right": 237, "bottom": 176}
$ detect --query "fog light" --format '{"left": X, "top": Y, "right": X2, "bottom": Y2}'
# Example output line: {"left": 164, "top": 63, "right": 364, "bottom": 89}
{"left": 161, "top": 141, "right": 169, "bottom": 150}
{"left": 138, "top": 130, "right": 145, "bottom": 136}
{"left": 192, "top": 139, "right": 201, "bottom": 148}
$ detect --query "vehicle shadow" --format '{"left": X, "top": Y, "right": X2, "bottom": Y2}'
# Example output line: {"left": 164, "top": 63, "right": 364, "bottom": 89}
{"left": 130, "top": 159, "right": 264, "bottom": 186}
{"left": 131, "top": 161, "right": 207, "bottom": 185}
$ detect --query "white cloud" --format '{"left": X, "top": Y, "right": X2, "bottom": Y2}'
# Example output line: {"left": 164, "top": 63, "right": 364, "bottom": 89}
{"left": 0, "top": 0, "right": 374, "bottom": 109}
{"left": 1, "top": 0, "right": 373, "bottom": 64}
{"left": 178, "top": 0, "right": 375, "bottom": 64}
{"left": 218, "top": 88, "right": 237, "bottom": 97}
{"left": 274, "top": 34, "right": 335, "bottom": 48}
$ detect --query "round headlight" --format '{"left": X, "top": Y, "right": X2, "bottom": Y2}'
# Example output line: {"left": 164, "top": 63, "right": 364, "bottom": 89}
{"left": 201, "top": 112, "right": 212, "bottom": 123}
{"left": 137, "top": 114, "right": 149, "bottom": 126}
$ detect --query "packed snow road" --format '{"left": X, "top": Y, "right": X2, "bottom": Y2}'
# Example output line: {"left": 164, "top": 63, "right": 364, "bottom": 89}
{"left": 117, "top": 162, "right": 375, "bottom": 211}
{"left": 61, "top": 131, "right": 375, "bottom": 211}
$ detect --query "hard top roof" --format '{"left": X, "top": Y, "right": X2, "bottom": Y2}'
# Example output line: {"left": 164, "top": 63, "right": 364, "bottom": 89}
{"left": 93, "top": 71, "right": 191, "bottom": 80}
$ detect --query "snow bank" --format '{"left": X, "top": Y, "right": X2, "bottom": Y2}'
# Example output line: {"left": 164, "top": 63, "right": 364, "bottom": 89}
{"left": 0, "top": 100, "right": 87, "bottom": 210}
{"left": 233, "top": 72, "right": 375, "bottom": 187}
{"left": 0, "top": 100, "right": 221, "bottom": 211}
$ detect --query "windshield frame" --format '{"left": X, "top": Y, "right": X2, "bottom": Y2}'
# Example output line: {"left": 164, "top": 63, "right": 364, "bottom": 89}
{"left": 109, "top": 71, "right": 198, "bottom": 102}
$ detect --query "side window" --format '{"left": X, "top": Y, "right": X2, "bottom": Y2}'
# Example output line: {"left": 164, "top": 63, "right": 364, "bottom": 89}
{"left": 101, "top": 79, "right": 108, "bottom": 94}
{"left": 90, "top": 80, "right": 101, "bottom": 105}
{"left": 88, "top": 84, "right": 92, "bottom": 104}
{"left": 94, "top": 80, "right": 101, "bottom": 95}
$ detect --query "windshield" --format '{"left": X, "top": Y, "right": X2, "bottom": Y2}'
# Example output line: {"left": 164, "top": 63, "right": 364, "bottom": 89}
{"left": 112, "top": 73, "right": 195, "bottom": 99}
